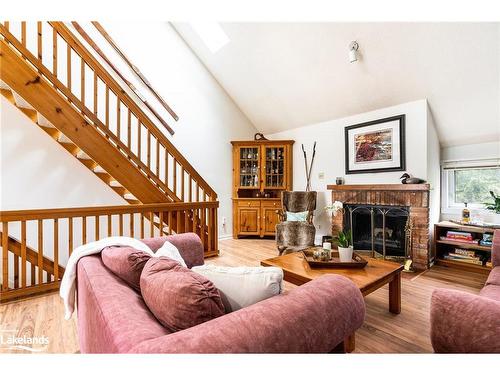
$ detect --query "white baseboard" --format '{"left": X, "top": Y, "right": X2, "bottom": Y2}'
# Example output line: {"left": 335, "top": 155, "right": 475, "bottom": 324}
{"left": 218, "top": 234, "right": 233, "bottom": 241}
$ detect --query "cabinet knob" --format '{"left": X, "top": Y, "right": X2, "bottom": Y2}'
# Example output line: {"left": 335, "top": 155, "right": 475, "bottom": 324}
{"left": 247, "top": 203, "right": 251, "bottom": 206}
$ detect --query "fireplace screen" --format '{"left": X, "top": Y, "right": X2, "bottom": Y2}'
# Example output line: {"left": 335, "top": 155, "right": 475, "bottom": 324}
{"left": 343, "top": 204, "right": 411, "bottom": 259}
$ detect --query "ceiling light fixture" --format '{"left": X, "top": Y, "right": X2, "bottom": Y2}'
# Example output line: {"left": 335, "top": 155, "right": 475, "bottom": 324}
{"left": 349, "top": 41, "right": 359, "bottom": 63}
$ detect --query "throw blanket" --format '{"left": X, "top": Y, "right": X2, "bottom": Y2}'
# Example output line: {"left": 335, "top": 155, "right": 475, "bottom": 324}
{"left": 60, "top": 236, "right": 186, "bottom": 320}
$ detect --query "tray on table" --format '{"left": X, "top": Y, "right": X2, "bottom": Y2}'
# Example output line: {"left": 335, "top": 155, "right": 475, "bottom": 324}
{"left": 301, "top": 249, "right": 368, "bottom": 268}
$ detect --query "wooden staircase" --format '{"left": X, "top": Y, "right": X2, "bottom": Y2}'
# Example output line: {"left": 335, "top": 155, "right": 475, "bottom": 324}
{"left": 0, "top": 21, "right": 219, "bottom": 302}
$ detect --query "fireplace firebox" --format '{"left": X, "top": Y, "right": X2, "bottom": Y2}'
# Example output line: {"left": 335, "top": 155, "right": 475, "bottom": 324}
{"left": 343, "top": 204, "right": 412, "bottom": 259}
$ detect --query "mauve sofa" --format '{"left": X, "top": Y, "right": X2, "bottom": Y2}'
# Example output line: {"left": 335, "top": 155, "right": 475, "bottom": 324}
{"left": 76, "top": 233, "right": 366, "bottom": 353}
{"left": 431, "top": 229, "right": 500, "bottom": 353}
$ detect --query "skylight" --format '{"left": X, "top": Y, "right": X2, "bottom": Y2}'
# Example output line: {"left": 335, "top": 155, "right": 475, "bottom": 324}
{"left": 190, "top": 22, "right": 230, "bottom": 54}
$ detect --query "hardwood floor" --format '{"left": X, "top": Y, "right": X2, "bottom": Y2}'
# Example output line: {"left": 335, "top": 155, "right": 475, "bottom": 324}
{"left": 0, "top": 238, "right": 487, "bottom": 354}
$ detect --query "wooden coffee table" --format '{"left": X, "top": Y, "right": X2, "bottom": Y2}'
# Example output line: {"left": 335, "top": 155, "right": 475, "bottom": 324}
{"left": 261, "top": 251, "right": 403, "bottom": 314}
{"left": 261, "top": 251, "right": 403, "bottom": 353}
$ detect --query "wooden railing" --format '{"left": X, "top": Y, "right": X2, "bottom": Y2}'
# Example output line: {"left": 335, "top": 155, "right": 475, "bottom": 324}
{"left": 0, "top": 21, "right": 217, "bottom": 204}
{"left": 0, "top": 202, "right": 218, "bottom": 302}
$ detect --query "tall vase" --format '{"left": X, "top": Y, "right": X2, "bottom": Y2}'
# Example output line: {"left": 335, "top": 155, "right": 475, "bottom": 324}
{"left": 338, "top": 245, "right": 353, "bottom": 262}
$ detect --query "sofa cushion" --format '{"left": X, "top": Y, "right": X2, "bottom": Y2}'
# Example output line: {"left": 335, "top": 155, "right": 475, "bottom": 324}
{"left": 479, "top": 284, "right": 500, "bottom": 301}
{"left": 101, "top": 246, "right": 152, "bottom": 291}
{"left": 485, "top": 267, "right": 500, "bottom": 286}
{"left": 140, "top": 233, "right": 204, "bottom": 268}
{"left": 140, "top": 257, "right": 225, "bottom": 331}
{"left": 192, "top": 264, "right": 283, "bottom": 312}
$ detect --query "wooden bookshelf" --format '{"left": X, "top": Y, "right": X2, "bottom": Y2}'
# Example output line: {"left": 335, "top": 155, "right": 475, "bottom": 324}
{"left": 433, "top": 221, "right": 494, "bottom": 274}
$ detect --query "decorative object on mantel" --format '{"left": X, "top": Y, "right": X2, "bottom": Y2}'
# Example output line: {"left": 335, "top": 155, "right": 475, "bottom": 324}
{"left": 400, "top": 173, "right": 426, "bottom": 184}
{"left": 253, "top": 132, "right": 268, "bottom": 141}
{"left": 336, "top": 177, "right": 345, "bottom": 185}
{"left": 345, "top": 115, "right": 406, "bottom": 174}
{"left": 484, "top": 191, "right": 500, "bottom": 214}
{"left": 302, "top": 248, "right": 368, "bottom": 268}
{"left": 301, "top": 142, "right": 317, "bottom": 191}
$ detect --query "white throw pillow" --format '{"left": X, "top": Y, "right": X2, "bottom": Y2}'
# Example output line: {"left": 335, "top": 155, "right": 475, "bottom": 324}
{"left": 191, "top": 264, "right": 283, "bottom": 312}
{"left": 155, "top": 240, "right": 187, "bottom": 267}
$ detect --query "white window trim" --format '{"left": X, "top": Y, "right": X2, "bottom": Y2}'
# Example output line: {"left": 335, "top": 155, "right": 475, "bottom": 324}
{"left": 441, "top": 157, "right": 500, "bottom": 215}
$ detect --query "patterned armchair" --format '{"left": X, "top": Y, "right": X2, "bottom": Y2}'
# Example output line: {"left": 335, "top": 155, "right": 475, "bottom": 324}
{"left": 276, "top": 191, "right": 317, "bottom": 255}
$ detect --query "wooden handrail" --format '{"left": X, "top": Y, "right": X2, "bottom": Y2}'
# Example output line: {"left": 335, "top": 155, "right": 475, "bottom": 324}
{"left": 91, "top": 21, "right": 179, "bottom": 122}
{"left": 50, "top": 22, "right": 217, "bottom": 200}
{"left": 0, "top": 201, "right": 218, "bottom": 222}
{"left": 71, "top": 21, "right": 176, "bottom": 135}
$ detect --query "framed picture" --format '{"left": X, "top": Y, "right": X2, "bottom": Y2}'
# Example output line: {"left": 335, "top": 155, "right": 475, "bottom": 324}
{"left": 345, "top": 115, "right": 405, "bottom": 174}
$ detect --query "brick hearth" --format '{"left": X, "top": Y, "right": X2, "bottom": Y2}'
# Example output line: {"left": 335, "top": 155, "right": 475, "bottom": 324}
{"left": 327, "top": 184, "right": 431, "bottom": 270}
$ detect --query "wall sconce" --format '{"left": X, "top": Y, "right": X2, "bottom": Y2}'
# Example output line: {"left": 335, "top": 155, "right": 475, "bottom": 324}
{"left": 349, "top": 41, "right": 359, "bottom": 63}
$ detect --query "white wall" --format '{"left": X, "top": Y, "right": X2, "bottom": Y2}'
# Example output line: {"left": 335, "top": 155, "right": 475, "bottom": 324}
{"left": 266, "top": 99, "right": 436, "bottom": 241}
{"left": 426, "top": 109, "right": 441, "bottom": 231}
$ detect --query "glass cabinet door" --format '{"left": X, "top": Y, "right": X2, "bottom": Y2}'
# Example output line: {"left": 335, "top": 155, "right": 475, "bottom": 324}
{"left": 263, "top": 146, "right": 286, "bottom": 188}
{"left": 238, "top": 147, "right": 260, "bottom": 188}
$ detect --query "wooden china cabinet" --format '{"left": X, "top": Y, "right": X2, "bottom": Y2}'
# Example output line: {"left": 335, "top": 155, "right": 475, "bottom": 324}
{"left": 231, "top": 139, "right": 294, "bottom": 238}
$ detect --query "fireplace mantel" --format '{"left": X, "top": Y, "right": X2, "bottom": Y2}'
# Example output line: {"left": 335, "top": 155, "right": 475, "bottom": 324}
{"left": 328, "top": 183, "right": 431, "bottom": 270}
{"left": 327, "top": 184, "right": 430, "bottom": 191}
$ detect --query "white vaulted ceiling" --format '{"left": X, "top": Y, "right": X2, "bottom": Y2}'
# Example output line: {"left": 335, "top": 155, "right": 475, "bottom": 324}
{"left": 174, "top": 22, "right": 500, "bottom": 147}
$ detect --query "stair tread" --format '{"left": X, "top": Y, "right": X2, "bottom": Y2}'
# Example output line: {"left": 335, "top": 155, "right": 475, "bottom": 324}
{"left": 12, "top": 92, "right": 34, "bottom": 109}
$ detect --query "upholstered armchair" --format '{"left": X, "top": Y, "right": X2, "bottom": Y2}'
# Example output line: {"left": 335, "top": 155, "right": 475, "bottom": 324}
{"left": 276, "top": 191, "right": 317, "bottom": 255}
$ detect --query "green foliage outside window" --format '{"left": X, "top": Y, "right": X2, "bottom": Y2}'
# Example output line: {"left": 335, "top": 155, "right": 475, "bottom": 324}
{"left": 454, "top": 168, "right": 500, "bottom": 206}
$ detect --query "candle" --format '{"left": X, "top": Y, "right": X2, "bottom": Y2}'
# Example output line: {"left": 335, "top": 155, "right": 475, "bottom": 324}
{"left": 322, "top": 242, "right": 332, "bottom": 250}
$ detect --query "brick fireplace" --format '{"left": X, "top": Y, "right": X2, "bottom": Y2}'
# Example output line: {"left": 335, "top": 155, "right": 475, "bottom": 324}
{"left": 327, "top": 184, "right": 431, "bottom": 270}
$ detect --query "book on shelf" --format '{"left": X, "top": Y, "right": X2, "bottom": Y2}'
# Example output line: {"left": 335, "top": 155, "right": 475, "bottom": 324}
{"left": 445, "top": 231, "right": 473, "bottom": 240}
{"left": 443, "top": 255, "right": 484, "bottom": 266}
{"left": 440, "top": 236, "right": 479, "bottom": 244}
{"left": 454, "top": 248, "right": 476, "bottom": 257}
{"left": 486, "top": 261, "right": 493, "bottom": 268}
{"left": 447, "top": 252, "right": 481, "bottom": 261}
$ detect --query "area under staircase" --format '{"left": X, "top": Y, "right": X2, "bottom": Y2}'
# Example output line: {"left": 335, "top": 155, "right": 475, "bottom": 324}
{"left": 0, "top": 21, "right": 219, "bottom": 302}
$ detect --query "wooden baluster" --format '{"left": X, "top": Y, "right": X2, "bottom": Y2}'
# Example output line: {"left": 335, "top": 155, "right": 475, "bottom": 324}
{"left": 137, "top": 122, "right": 142, "bottom": 161}
{"left": 31, "top": 264, "right": 35, "bottom": 287}
{"left": 159, "top": 211, "right": 164, "bottom": 236}
{"left": 95, "top": 215, "right": 100, "bottom": 240}
{"left": 165, "top": 153, "right": 169, "bottom": 188}
{"left": 67, "top": 44, "right": 71, "bottom": 90}
{"left": 168, "top": 211, "right": 173, "bottom": 235}
{"left": 189, "top": 177, "right": 193, "bottom": 202}
{"left": 21, "top": 221, "right": 27, "bottom": 288}
{"left": 201, "top": 208, "right": 206, "bottom": 249}
{"left": 4, "top": 21, "right": 9, "bottom": 30}
{"left": 116, "top": 100, "right": 121, "bottom": 138}
{"left": 80, "top": 59, "right": 85, "bottom": 111}
{"left": 107, "top": 215, "right": 112, "bottom": 236}
{"left": 14, "top": 250, "right": 19, "bottom": 289}
{"left": 147, "top": 130, "right": 151, "bottom": 170}
{"left": 54, "top": 218, "right": 59, "bottom": 280}
{"left": 129, "top": 213, "right": 134, "bottom": 237}
{"left": 93, "top": 71, "right": 98, "bottom": 115}
{"left": 208, "top": 207, "right": 213, "bottom": 252}
{"left": 105, "top": 86, "right": 110, "bottom": 127}
{"left": 68, "top": 217, "right": 73, "bottom": 256}
{"left": 193, "top": 208, "right": 198, "bottom": 236}
{"left": 52, "top": 28, "right": 58, "bottom": 76}
{"left": 149, "top": 212, "right": 154, "bottom": 237}
{"left": 181, "top": 167, "right": 185, "bottom": 201}
{"left": 176, "top": 210, "right": 182, "bottom": 234}
{"left": 173, "top": 159, "right": 177, "bottom": 196}
{"left": 37, "top": 22, "right": 43, "bottom": 61}
{"left": 2, "top": 222, "right": 9, "bottom": 290}
{"left": 184, "top": 209, "right": 189, "bottom": 233}
{"left": 21, "top": 21, "right": 26, "bottom": 46}
{"left": 119, "top": 214, "right": 123, "bottom": 236}
{"left": 38, "top": 220, "right": 43, "bottom": 284}
{"left": 214, "top": 207, "right": 218, "bottom": 253}
{"left": 127, "top": 110, "right": 132, "bottom": 149}
{"left": 140, "top": 214, "right": 144, "bottom": 238}
{"left": 82, "top": 216, "right": 87, "bottom": 245}
{"left": 196, "top": 185, "right": 200, "bottom": 202}
{"left": 155, "top": 139, "right": 160, "bottom": 178}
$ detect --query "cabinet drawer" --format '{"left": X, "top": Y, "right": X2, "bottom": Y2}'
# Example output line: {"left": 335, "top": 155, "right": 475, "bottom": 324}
{"left": 261, "top": 200, "right": 280, "bottom": 208}
{"left": 237, "top": 200, "right": 261, "bottom": 208}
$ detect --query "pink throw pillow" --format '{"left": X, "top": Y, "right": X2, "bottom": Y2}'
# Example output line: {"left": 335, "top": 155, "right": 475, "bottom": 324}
{"left": 101, "top": 246, "right": 151, "bottom": 291}
{"left": 140, "top": 257, "right": 225, "bottom": 331}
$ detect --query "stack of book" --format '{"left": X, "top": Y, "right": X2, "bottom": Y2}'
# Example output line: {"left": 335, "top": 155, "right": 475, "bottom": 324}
{"left": 440, "top": 231, "right": 479, "bottom": 244}
{"left": 444, "top": 249, "right": 484, "bottom": 265}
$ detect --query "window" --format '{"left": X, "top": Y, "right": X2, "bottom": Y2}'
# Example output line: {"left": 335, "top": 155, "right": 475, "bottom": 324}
{"left": 190, "top": 22, "right": 230, "bottom": 54}
{"left": 442, "top": 159, "right": 500, "bottom": 213}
